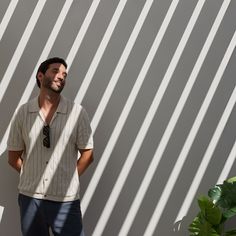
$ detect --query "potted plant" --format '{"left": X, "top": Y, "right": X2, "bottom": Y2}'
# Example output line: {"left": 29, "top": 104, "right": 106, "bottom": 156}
{"left": 189, "top": 177, "right": 236, "bottom": 236}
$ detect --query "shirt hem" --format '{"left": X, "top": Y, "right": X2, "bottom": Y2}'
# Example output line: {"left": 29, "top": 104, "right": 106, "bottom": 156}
{"left": 19, "top": 190, "right": 80, "bottom": 202}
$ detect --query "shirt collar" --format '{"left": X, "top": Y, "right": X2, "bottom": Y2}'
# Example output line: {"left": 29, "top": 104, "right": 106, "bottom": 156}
{"left": 28, "top": 95, "right": 68, "bottom": 114}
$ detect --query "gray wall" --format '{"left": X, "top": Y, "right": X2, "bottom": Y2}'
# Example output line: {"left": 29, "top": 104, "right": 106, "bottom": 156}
{"left": 0, "top": 0, "right": 236, "bottom": 235}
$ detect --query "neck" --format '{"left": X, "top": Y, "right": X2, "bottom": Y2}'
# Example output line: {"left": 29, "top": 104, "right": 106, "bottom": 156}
{"left": 38, "top": 90, "right": 61, "bottom": 110}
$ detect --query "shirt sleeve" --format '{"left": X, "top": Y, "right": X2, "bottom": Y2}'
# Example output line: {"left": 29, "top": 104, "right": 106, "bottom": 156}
{"left": 76, "top": 107, "right": 94, "bottom": 150}
{"left": 7, "top": 106, "right": 25, "bottom": 151}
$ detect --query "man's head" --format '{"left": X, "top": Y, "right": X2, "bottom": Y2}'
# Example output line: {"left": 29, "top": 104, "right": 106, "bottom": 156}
{"left": 36, "top": 57, "right": 68, "bottom": 93}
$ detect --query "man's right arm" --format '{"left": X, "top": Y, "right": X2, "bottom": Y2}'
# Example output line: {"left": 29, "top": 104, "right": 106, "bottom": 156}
{"left": 8, "top": 150, "right": 24, "bottom": 173}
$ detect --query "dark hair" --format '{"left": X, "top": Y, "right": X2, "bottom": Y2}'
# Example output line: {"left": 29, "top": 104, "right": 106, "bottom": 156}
{"left": 36, "top": 57, "right": 67, "bottom": 88}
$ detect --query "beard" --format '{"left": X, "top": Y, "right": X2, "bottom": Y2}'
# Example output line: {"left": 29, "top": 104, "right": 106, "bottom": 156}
{"left": 42, "top": 76, "right": 65, "bottom": 94}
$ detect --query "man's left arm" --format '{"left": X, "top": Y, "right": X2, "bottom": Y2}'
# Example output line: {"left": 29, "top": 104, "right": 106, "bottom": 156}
{"left": 77, "top": 149, "right": 93, "bottom": 176}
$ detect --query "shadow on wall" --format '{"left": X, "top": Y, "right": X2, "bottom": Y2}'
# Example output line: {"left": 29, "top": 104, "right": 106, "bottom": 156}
{"left": 0, "top": 151, "right": 21, "bottom": 236}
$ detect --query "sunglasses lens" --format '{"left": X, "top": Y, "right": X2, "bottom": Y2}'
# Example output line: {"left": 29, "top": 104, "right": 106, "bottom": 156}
{"left": 43, "top": 125, "right": 50, "bottom": 148}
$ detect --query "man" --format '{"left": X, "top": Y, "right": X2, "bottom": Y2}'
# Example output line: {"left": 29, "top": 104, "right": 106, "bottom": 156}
{"left": 7, "top": 57, "right": 94, "bottom": 236}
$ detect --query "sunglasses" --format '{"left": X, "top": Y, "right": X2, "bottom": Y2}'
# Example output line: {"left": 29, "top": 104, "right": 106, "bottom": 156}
{"left": 43, "top": 125, "right": 50, "bottom": 148}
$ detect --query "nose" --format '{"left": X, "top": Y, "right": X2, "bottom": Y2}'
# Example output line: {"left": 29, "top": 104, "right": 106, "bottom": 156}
{"left": 57, "top": 75, "right": 63, "bottom": 81}
{"left": 57, "top": 73, "right": 65, "bottom": 81}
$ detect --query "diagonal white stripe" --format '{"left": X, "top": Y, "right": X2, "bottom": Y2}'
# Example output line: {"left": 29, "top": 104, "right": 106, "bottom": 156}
{"left": 0, "top": 0, "right": 19, "bottom": 41}
{"left": 118, "top": 0, "right": 208, "bottom": 235}
{"left": 66, "top": 0, "right": 102, "bottom": 70}
{"left": 73, "top": 0, "right": 128, "bottom": 105}
{"left": 144, "top": 20, "right": 235, "bottom": 236}
{"left": 0, "top": 0, "right": 74, "bottom": 156}
{"left": 81, "top": 0, "right": 179, "bottom": 221}
{"left": 217, "top": 137, "right": 236, "bottom": 184}
{"left": 89, "top": 0, "right": 154, "bottom": 235}
{"left": 0, "top": 205, "right": 4, "bottom": 223}
{"left": 175, "top": 83, "right": 236, "bottom": 223}
{"left": 0, "top": 0, "right": 47, "bottom": 103}
{"left": 91, "top": 0, "right": 153, "bottom": 132}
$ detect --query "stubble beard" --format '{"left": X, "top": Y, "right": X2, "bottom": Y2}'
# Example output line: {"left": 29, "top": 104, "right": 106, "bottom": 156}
{"left": 43, "top": 77, "right": 64, "bottom": 94}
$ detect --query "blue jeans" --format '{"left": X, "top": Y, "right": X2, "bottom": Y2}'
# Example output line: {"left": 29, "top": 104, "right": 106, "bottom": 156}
{"left": 18, "top": 194, "right": 84, "bottom": 236}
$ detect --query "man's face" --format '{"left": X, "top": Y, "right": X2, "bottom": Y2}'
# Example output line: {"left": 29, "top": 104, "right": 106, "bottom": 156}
{"left": 40, "top": 63, "right": 68, "bottom": 93}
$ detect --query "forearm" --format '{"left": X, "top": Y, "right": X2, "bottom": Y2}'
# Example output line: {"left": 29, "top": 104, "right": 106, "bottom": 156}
{"left": 77, "top": 149, "right": 93, "bottom": 176}
{"left": 8, "top": 150, "right": 23, "bottom": 173}
{"left": 9, "top": 158, "right": 22, "bottom": 173}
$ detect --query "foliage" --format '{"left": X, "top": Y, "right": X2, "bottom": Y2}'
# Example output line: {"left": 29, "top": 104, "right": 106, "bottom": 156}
{"left": 189, "top": 177, "right": 236, "bottom": 236}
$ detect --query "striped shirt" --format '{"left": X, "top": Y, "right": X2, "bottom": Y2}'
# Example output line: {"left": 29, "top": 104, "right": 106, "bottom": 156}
{"left": 7, "top": 96, "right": 93, "bottom": 202}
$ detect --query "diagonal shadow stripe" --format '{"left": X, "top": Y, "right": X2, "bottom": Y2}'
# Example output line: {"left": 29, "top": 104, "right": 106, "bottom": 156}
{"left": 217, "top": 135, "right": 236, "bottom": 184}
{"left": 66, "top": 0, "right": 103, "bottom": 70}
{"left": 73, "top": 0, "right": 129, "bottom": 105}
{"left": 176, "top": 84, "right": 236, "bottom": 223}
{"left": 144, "top": 20, "right": 235, "bottom": 236}
{"left": 0, "top": 0, "right": 19, "bottom": 41}
{"left": 82, "top": 0, "right": 180, "bottom": 223}
{"left": 0, "top": 0, "right": 47, "bottom": 103}
{"left": 90, "top": 0, "right": 154, "bottom": 132}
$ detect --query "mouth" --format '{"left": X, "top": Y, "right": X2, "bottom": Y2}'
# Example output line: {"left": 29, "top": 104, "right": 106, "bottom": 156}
{"left": 54, "top": 81, "right": 63, "bottom": 87}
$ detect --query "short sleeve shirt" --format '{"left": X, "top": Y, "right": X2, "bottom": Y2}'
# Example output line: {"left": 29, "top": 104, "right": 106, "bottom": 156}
{"left": 7, "top": 96, "right": 93, "bottom": 202}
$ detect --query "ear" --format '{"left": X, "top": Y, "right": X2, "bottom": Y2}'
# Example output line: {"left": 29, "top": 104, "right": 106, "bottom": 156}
{"left": 37, "top": 71, "right": 44, "bottom": 78}
{"left": 36, "top": 72, "right": 44, "bottom": 88}
{"left": 37, "top": 72, "right": 44, "bottom": 81}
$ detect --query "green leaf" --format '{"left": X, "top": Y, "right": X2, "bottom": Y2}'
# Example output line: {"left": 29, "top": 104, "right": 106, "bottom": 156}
{"left": 226, "top": 176, "right": 236, "bottom": 183}
{"left": 223, "top": 206, "right": 236, "bottom": 219}
{"left": 208, "top": 186, "right": 222, "bottom": 203}
{"left": 198, "top": 196, "right": 222, "bottom": 225}
{"left": 209, "top": 181, "right": 236, "bottom": 209}
{"left": 189, "top": 216, "right": 220, "bottom": 236}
